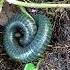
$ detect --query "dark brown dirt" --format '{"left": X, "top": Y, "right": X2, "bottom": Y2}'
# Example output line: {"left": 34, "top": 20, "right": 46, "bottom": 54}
{"left": 39, "top": 8, "right": 70, "bottom": 70}
{"left": 0, "top": 1, "right": 70, "bottom": 70}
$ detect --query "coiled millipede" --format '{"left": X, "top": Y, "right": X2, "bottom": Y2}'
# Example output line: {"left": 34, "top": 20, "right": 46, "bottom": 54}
{"left": 4, "top": 11, "right": 53, "bottom": 63}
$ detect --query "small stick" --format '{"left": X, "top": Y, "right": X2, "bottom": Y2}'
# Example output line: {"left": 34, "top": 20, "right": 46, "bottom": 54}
{"left": 6, "top": 0, "right": 70, "bottom": 8}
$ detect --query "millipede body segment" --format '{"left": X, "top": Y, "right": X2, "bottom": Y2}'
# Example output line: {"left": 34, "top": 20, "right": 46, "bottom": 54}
{"left": 4, "top": 13, "right": 53, "bottom": 63}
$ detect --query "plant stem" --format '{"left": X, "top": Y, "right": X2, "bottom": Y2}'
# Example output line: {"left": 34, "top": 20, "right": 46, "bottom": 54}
{"left": 6, "top": 0, "right": 70, "bottom": 8}
{"left": 0, "top": 0, "right": 4, "bottom": 12}
{"left": 20, "top": 6, "right": 34, "bottom": 20}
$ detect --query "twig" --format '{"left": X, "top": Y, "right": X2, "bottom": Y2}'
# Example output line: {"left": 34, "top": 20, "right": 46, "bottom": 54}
{"left": 6, "top": 0, "right": 70, "bottom": 8}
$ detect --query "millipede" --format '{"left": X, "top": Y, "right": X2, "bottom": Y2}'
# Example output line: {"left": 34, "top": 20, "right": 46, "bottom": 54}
{"left": 3, "top": 9, "right": 53, "bottom": 63}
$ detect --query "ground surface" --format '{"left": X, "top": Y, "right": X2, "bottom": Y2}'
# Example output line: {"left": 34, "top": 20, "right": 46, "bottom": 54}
{"left": 0, "top": 0, "right": 70, "bottom": 70}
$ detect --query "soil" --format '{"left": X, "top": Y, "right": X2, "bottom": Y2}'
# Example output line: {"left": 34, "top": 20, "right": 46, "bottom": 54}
{"left": 0, "top": 1, "right": 70, "bottom": 70}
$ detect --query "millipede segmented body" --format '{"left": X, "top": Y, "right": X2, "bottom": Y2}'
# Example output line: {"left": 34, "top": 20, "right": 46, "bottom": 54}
{"left": 4, "top": 13, "right": 53, "bottom": 63}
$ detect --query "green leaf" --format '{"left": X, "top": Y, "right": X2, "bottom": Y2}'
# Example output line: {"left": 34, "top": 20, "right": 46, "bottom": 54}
{"left": 24, "top": 63, "right": 37, "bottom": 70}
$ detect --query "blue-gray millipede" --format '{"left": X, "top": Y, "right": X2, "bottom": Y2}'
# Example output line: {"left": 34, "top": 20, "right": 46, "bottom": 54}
{"left": 4, "top": 13, "right": 53, "bottom": 63}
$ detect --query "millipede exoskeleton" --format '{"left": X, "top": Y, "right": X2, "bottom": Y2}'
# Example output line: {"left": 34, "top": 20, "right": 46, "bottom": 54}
{"left": 4, "top": 13, "right": 53, "bottom": 63}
